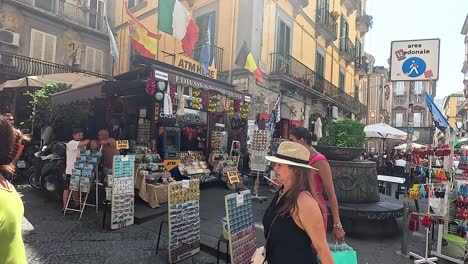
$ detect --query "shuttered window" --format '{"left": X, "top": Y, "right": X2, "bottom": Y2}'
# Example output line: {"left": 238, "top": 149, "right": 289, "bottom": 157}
{"left": 85, "top": 46, "right": 104, "bottom": 73}
{"left": 30, "top": 29, "right": 56, "bottom": 62}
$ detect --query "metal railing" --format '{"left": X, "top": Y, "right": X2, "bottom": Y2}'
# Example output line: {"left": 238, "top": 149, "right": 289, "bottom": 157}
{"left": 340, "top": 37, "right": 356, "bottom": 57}
{"left": 316, "top": 8, "right": 338, "bottom": 38}
{"left": 0, "top": 50, "right": 110, "bottom": 79}
{"left": 270, "top": 52, "right": 367, "bottom": 115}
{"left": 13, "top": 0, "right": 106, "bottom": 33}
{"left": 180, "top": 44, "right": 224, "bottom": 71}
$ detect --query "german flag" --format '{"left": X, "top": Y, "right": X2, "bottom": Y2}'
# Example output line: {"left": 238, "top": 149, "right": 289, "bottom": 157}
{"left": 125, "top": 0, "right": 160, "bottom": 59}
{"left": 235, "top": 41, "right": 263, "bottom": 83}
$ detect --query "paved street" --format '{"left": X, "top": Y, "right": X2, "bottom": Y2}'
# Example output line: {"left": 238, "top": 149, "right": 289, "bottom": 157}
{"left": 18, "top": 183, "right": 453, "bottom": 264}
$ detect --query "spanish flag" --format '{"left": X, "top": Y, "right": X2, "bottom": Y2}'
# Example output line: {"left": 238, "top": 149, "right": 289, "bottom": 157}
{"left": 235, "top": 41, "right": 263, "bottom": 83}
{"left": 125, "top": 1, "right": 160, "bottom": 59}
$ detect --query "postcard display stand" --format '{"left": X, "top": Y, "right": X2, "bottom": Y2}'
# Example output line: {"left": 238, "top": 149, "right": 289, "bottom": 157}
{"left": 225, "top": 190, "right": 256, "bottom": 264}
{"left": 168, "top": 179, "right": 201, "bottom": 263}
{"left": 65, "top": 149, "right": 101, "bottom": 220}
{"left": 250, "top": 130, "right": 269, "bottom": 202}
{"left": 111, "top": 155, "right": 136, "bottom": 230}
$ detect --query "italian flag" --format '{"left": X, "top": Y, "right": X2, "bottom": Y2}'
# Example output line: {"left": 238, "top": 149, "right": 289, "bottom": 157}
{"left": 158, "top": 0, "right": 200, "bottom": 56}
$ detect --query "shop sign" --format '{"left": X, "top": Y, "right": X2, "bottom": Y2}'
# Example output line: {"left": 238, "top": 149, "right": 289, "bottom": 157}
{"left": 175, "top": 54, "right": 217, "bottom": 79}
{"left": 164, "top": 159, "right": 179, "bottom": 172}
{"left": 155, "top": 70, "right": 168, "bottom": 81}
{"left": 171, "top": 75, "right": 244, "bottom": 100}
{"left": 227, "top": 170, "right": 240, "bottom": 185}
{"left": 116, "top": 140, "right": 129, "bottom": 150}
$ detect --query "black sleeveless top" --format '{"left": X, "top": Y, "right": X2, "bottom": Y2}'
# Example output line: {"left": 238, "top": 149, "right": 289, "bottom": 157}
{"left": 262, "top": 192, "right": 318, "bottom": 264}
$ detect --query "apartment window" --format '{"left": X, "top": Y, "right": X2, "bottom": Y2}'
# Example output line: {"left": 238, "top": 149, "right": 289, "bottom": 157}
{"left": 316, "top": 0, "right": 330, "bottom": 23}
{"left": 89, "top": 0, "right": 106, "bottom": 31}
{"left": 414, "top": 81, "right": 422, "bottom": 95}
{"left": 128, "top": 0, "right": 146, "bottom": 8}
{"left": 276, "top": 18, "right": 291, "bottom": 54}
{"left": 355, "top": 38, "right": 362, "bottom": 65}
{"left": 339, "top": 16, "right": 349, "bottom": 51}
{"left": 395, "top": 113, "right": 404, "bottom": 127}
{"left": 354, "top": 84, "right": 359, "bottom": 99}
{"left": 395, "top": 81, "right": 405, "bottom": 96}
{"left": 414, "top": 112, "right": 421, "bottom": 127}
{"left": 34, "top": 0, "right": 54, "bottom": 11}
{"left": 316, "top": 50, "right": 325, "bottom": 77}
{"left": 194, "top": 12, "right": 216, "bottom": 61}
{"left": 30, "top": 29, "right": 56, "bottom": 63}
{"left": 339, "top": 70, "right": 345, "bottom": 90}
{"left": 85, "top": 46, "right": 104, "bottom": 73}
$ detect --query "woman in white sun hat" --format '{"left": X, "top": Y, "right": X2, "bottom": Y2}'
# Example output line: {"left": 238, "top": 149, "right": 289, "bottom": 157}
{"left": 262, "top": 141, "right": 334, "bottom": 264}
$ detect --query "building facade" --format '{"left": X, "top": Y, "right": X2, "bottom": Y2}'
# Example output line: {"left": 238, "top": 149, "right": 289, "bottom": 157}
{"left": 458, "top": 13, "right": 468, "bottom": 135}
{"left": 443, "top": 92, "right": 464, "bottom": 129}
{"left": 113, "top": 0, "right": 371, "bottom": 133}
{"left": 391, "top": 80, "right": 436, "bottom": 144}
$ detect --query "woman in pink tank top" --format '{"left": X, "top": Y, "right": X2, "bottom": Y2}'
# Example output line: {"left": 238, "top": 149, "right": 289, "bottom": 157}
{"left": 290, "top": 128, "right": 345, "bottom": 242}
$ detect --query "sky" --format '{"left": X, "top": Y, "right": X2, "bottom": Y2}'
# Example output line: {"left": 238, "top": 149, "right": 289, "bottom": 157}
{"left": 364, "top": 0, "right": 468, "bottom": 99}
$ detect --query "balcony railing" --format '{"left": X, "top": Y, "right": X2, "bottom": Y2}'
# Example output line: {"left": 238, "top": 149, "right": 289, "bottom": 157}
{"left": 270, "top": 52, "right": 367, "bottom": 115}
{"left": 180, "top": 44, "right": 224, "bottom": 71}
{"left": 0, "top": 50, "right": 109, "bottom": 79}
{"left": 315, "top": 8, "right": 338, "bottom": 43}
{"left": 12, "top": 0, "right": 106, "bottom": 33}
{"left": 339, "top": 37, "right": 356, "bottom": 63}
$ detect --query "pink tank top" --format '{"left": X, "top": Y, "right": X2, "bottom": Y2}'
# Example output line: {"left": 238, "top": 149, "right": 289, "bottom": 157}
{"left": 309, "top": 153, "right": 328, "bottom": 227}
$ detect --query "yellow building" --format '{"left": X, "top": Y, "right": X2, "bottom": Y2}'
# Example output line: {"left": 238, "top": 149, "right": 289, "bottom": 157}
{"left": 443, "top": 92, "right": 464, "bottom": 128}
{"left": 114, "top": 0, "right": 371, "bottom": 129}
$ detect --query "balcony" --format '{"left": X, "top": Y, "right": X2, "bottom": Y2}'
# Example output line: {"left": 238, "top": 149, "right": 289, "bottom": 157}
{"left": 339, "top": 37, "right": 356, "bottom": 64}
{"left": 315, "top": 8, "right": 338, "bottom": 45}
{"left": 0, "top": 50, "right": 109, "bottom": 80}
{"left": 269, "top": 52, "right": 367, "bottom": 116}
{"left": 458, "top": 98, "right": 468, "bottom": 116}
{"left": 179, "top": 44, "right": 224, "bottom": 71}
{"left": 289, "top": 0, "right": 309, "bottom": 17}
{"left": 356, "top": 14, "right": 373, "bottom": 37}
{"left": 341, "top": 0, "right": 358, "bottom": 15}
{"left": 355, "top": 56, "right": 368, "bottom": 76}
{"left": 9, "top": 0, "right": 106, "bottom": 34}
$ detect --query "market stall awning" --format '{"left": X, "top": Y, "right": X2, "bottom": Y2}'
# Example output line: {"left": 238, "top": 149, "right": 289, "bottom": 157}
{"left": 364, "top": 123, "right": 418, "bottom": 141}
{"left": 0, "top": 72, "right": 105, "bottom": 92}
{"left": 394, "top": 143, "right": 425, "bottom": 150}
{"left": 50, "top": 80, "right": 107, "bottom": 106}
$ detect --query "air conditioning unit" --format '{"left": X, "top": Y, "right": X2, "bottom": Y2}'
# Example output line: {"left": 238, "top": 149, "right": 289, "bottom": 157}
{"left": 332, "top": 106, "right": 338, "bottom": 119}
{"left": 0, "top": 29, "right": 20, "bottom": 47}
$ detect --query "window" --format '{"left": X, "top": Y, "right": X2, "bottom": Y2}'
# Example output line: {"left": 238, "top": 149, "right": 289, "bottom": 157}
{"left": 128, "top": 0, "right": 145, "bottom": 8}
{"left": 458, "top": 96, "right": 465, "bottom": 103}
{"left": 85, "top": 46, "right": 104, "bottom": 73}
{"left": 194, "top": 12, "right": 216, "bottom": 61}
{"left": 89, "top": 0, "right": 106, "bottom": 31}
{"left": 354, "top": 84, "right": 359, "bottom": 99}
{"left": 395, "top": 113, "right": 404, "bottom": 127}
{"left": 339, "top": 70, "right": 345, "bottom": 90}
{"left": 395, "top": 81, "right": 405, "bottom": 96}
{"left": 316, "top": 50, "right": 325, "bottom": 77}
{"left": 414, "top": 81, "right": 422, "bottom": 95}
{"left": 355, "top": 38, "right": 362, "bottom": 65}
{"left": 34, "top": 0, "right": 54, "bottom": 11}
{"left": 414, "top": 112, "right": 421, "bottom": 127}
{"left": 316, "top": 0, "right": 330, "bottom": 23}
{"left": 30, "top": 29, "right": 56, "bottom": 63}
{"left": 276, "top": 18, "right": 291, "bottom": 54}
{"left": 339, "top": 16, "right": 349, "bottom": 51}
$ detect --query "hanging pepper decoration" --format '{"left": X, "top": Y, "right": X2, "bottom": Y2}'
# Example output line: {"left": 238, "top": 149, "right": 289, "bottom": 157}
{"left": 227, "top": 99, "right": 235, "bottom": 116}
{"left": 409, "top": 184, "right": 420, "bottom": 199}
{"left": 409, "top": 213, "right": 420, "bottom": 232}
{"left": 202, "top": 90, "right": 210, "bottom": 108}
{"left": 145, "top": 74, "right": 156, "bottom": 96}
{"left": 170, "top": 85, "right": 177, "bottom": 103}
{"left": 241, "top": 102, "right": 249, "bottom": 119}
{"left": 421, "top": 214, "right": 432, "bottom": 228}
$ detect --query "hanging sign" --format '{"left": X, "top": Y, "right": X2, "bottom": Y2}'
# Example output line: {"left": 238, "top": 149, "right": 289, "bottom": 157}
{"left": 175, "top": 54, "right": 217, "bottom": 79}
{"left": 116, "top": 140, "right": 129, "bottom": 150}
{"left": 164, "top": 159, "right": 180, "bottom": 172}
{"left": 227, "top": 170, "right": 240, "bottom": 185}
{"left": 390, "top": 38, "right": 440, "bottom": 81}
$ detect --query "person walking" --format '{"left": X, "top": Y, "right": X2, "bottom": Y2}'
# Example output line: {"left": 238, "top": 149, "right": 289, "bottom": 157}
{"left": 263, "top": 141, "right": 334, "bottom": 264}
{"left": 0, "top": 116, "right": 28, "bottom": 264}
{"left": 290, "top": 127, "right": 345, "bottom": 242}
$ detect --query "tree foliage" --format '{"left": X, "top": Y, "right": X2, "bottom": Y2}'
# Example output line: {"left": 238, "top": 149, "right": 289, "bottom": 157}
{"left": 319, "top": 119, "right": 366, "bottom": 148}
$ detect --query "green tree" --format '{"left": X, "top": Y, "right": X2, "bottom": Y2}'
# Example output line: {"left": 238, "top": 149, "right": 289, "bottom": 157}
{"left": 319, "top": 119, "right": 366, "bottom": 148}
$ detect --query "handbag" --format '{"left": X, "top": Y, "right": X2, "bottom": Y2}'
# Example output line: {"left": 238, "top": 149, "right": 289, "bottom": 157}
{"left": 329, "top": 242, "right": 358, "bottom": 264}
{"left": 251, "top": 214, "right": 279, "bottom": 264}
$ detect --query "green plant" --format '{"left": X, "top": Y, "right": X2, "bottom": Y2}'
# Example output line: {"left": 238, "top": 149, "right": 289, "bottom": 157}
{"left": 319, "top": 119, "right": 365, "bottom": 148}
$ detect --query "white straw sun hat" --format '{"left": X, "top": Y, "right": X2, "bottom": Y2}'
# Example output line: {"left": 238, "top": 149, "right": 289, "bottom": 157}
{"left": 265, "top": 141, "right": 318, "bottom": 170}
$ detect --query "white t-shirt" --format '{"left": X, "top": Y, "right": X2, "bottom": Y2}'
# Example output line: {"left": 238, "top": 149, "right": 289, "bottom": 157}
{"left": 395, "top": 159, "right": 406, "bottom": 167}
{"left": 66, "top": 140, "right": 81, "bottom": 175}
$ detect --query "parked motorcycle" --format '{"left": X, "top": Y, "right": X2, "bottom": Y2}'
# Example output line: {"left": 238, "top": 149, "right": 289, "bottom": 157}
{"left": 28, "top": 142, "right": 67, "bottom": 199}
{"left": 12, "top": 142, "right": 38, "bottom": 185}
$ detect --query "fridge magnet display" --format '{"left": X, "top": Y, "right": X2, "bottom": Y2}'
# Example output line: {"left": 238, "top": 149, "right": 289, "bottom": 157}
{"left": 168, "top": 179, "right": 201, "bottom": 263}
{"left": 111, "top": 155, "right": 136, "bottom": 230}
{"left": 225, "top": 190, "right": 256, "bottom": 264}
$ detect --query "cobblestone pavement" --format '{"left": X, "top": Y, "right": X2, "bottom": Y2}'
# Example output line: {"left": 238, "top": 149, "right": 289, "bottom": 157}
{"left": 18, "top": 183, "right": 454, "bottom": 264}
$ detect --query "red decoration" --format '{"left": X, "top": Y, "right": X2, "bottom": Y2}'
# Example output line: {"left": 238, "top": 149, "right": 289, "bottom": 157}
{"left": 145, "top": 74, "right": 156, "bottom": 96}
{"left": 233, "top": 99, "right": 241, "bottom": 112}
{"left": 170, "top": 85, "right": 177, "bottom": 103}
{"left": 421, "top": 214, "right": 432, "bottom": 228}
{"left": 435, "top": 145, "right": 451, "bottom": 157}
{"left": 202, "top": 91, "right": 210, "bottom": 108}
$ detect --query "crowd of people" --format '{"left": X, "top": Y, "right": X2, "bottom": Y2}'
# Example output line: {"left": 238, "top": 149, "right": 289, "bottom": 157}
{"left": 362, "top": 150, "right": 408, "bottom": 176}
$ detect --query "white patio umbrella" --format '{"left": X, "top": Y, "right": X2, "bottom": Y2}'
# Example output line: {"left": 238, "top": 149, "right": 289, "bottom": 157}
{"left": 364, "top": 123, "right": 418, "bottom": 141}
{"left": 0, "top": 72, "right": 104, "bottom": 91}
{"left": 394, "top": 143, "right": 425, "bottom": 150}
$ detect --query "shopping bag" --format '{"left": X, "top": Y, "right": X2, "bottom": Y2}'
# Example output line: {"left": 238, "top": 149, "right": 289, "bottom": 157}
{"left": 329, "top": 243, "right": 358, "bottom": 264}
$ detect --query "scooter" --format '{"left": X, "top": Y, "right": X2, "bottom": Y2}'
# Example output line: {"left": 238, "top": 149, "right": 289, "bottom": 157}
{"left": 13, "top": 143, "right": 38, "bottom": 185}
{"left": 28, "top": 142, "right": 67, "bottom": 199}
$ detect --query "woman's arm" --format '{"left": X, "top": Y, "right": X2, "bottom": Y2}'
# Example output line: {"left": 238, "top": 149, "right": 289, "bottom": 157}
{"left": 314, "top": 160, "right": 345, "bottom": 241}
{"left": 297, "top": 192, "right": 334, "bottom": 264}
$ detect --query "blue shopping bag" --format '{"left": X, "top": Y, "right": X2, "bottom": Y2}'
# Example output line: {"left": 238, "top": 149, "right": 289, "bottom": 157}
{"left": 330, "top": 243, "right": 358, "bottom": 264}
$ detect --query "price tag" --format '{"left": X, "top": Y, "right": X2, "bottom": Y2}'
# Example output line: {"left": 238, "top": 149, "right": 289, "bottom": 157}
{"left": 236, "top": 194, "right": 244, "bottom": 206}
{"left": 182, "top": 180, "right": 190, "bottom": 189}
{"left": 121, "top": 156, "right": 129, "bottom": 162}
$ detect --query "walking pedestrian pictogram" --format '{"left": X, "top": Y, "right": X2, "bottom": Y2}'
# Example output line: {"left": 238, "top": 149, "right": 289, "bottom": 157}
{"left": 402, "top": 57, "right": 426, "bottom": 78}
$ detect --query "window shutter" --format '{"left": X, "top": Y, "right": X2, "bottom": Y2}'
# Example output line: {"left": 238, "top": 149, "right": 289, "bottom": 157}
{"left": 31, "top": 30, "right": 44, "bottom": 60}
{"left": 95, "top": 49, "right": 103, "bottom": 73}
{"left": 43, "top": 34, "right": 56, "bottom": 62}
{"left": 86, "top": 47, "right": 95, "bottom": 72}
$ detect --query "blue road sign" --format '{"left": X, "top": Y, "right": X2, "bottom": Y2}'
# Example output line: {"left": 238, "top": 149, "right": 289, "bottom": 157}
{"left": 402, "top": 57, "right": 426, "bottom": 78}
{"left": 407, "top": 127, "right": 414, "bottom": 134}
